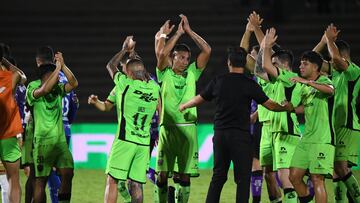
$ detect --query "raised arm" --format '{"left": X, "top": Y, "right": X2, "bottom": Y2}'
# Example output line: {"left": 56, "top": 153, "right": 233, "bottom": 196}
{"left": 55, "top": 52, "right": 78, "bottom": 93}
{"left": 106, "top": 36, "right": 136, "bottom": 79}
{"left": 32, "top": 62, "right": 61, "bottom": 99}
{"left": 262, "top": 28, "right": 279, "bottom": 78}
{"left": 313, "top": 33, "right": 331, "bottom": 74}
{"left": 179, "top": 95, "right": 206, "bottom": 112}
{"left": 313, "top": 33, "right": 327, "bottom": 54}
{"left": 155, "top": 20, "right": 175, "bottom": 61}
{"left": 325, "top": 24, "right": 348, "bottom": 71}
{"left": 1, "top": 57, "right": 27, "bottom": 89}
{"left": 180, "top": 14, "right": 211, "bottom": 70}
{"left": 157, "top": 20, "right": 184, "bottom": 70}
{"left": 240, "top": 21, "right": 254, "bottom": 52}
{"left": 88, "top": 94, "right": 114, "bottom": 112}
{"left": 254, "top": 47, "right": 269, "bottom": 81}
{"left": 240, "top": 20, "right": 256, "bottom": 73}
{"left": 248, "top": 11, "right": 265, "bottom": 45}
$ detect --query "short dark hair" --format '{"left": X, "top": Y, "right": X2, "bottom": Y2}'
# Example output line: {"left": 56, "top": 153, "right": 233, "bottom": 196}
{"left": 36, "top": 46, "right": 54, "bottom": 63}
{"left": 172, "top": 43, "right": 191, "bottom": 53}
{"left": 126, "top": 58, "right": 144, "bottom": 69}
{"left": 120, "top": 51, "right": 142, "bottom": 65}
{"left": 301, "top": 51, "right": 323, "bottom": 71}
{"left": 227, "top": 46, "right": 247, "bottom": 67}
{"left": 271, "top": 49, "right": 294, "bottom": 67}
{"left": 335, "top": 40, "right": 350, "bottom": 56}
{"left": 126, "top": 58, "right": 150, "bottom": 81}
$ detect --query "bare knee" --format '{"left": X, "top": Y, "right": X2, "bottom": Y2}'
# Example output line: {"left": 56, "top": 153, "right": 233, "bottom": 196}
{"left": 59, "top": 169, "right": 74, "bottom": 181}
{"left": 263, "top": 168, "right": 276, "bottom": 183}
{"left": 289, "top": 170, "right": 301, "bottom": 186}
{"left": 156, "top": 171, "right": 168, "bottom": 186}
{"left": 334, "top": 161, "right": 350, "bottom": 178}
{"left": 311, "top": 174, "right": 325, "bottom": 186}
{"left": 129, "top": 181, "right": 143, "bottom": 203}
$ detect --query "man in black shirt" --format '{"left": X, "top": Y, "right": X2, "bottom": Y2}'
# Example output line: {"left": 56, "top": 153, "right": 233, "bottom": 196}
{"left": 179, "top": 46, "right": 294, "bottom": 203}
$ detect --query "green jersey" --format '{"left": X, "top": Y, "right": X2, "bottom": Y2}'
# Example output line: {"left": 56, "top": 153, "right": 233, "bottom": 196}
{"left": 113, "top": 72, "right": 160, "bottom": 145}
{"left": 26, "top": 80, "right": 66, "bottom": 141}
{"left": 301, "top": 75, "right": 334, "bottom": 144}
{"left": 332, "top": 62, "right": 360, "bottom": 130}
{"left": 270, "top": 68, "right": 302, "bottom": 135}
{"left": 156, "top": 62, "right": 202, "bottom": 125}
{"left": 257, "top": 77, "right": 274, "bottom": 122}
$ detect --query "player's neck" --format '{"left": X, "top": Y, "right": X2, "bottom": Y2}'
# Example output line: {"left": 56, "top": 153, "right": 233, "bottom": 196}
{"left": 229, "top": 67, "right": 244, "bottom": 73}
{"left": 307, "top": 72, "right": 320, "bottom": 81}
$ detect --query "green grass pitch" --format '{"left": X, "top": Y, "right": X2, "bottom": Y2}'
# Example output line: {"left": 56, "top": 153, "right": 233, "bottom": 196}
{"left": 5, "top": 169, "right": 358, "bottom": 202}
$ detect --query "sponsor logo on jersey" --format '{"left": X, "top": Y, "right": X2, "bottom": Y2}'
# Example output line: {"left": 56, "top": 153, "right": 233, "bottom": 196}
{"left": 133, "top": 90, "right": 157, "bottom": 102}
{"left": 280, "top": 146, "right": 287, "bottom": 154}
{"left": 317, "top": 152, "right": 326, "bottom": 160}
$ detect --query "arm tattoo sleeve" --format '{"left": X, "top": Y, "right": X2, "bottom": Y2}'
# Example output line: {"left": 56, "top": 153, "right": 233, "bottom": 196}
{"left": 255, "top": 49, "right": 265, "bottom": 74}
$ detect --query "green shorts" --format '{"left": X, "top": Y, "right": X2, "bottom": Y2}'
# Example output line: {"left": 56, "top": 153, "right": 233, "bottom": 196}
{"left": 0, "top": 136, "right": 21, "bottom": 162}
{"left": 291, "top": 142, "right": 334, "bottom": 178}
{"left": 259, "top": 122, "right": 274, "bottom": 167}
{"left": 33, "top": 139, "right": 74, "bottom": 178}
{"left": 334, "top": 127, "right": 360, "bottom": 166}
{"left": 156, "top": 124, "right": 199, "bottom": 176}
{"left": 106, "top": 140, "right": 149, "bottom": 184}
{"left": 273, "top": 132, "right": 300, "bottom": 169}
{"left": 22, "top": 123, "right": 34, "bottom": 166}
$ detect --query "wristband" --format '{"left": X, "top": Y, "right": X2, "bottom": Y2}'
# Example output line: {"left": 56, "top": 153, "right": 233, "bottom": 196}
{"left": 159, "top": 34, "right": 167, "bottom": 39}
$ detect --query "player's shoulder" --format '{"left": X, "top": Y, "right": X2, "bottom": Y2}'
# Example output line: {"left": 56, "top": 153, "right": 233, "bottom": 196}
{"left": 28, "top": 80, "right": 41, "bottom": 88}
{"left": 317, "top": 75, "right": 332, "bottom": 84}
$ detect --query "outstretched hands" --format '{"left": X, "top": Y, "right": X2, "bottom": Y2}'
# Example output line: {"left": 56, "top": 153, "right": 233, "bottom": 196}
{"left": 264, "top": 28, "right": 278, "bottom": 48}
{"left": 179, "top": 14, "right": 191, "bottom": 33}
{"left": 54, "top": 52, "right": 64, "bottom": 69}
{"left": 248, "top": 11, "right": 263, "bottom": 28}
{"left": 157, "top": 14, "right": 192, "bottom": 37}
{"left": 160, "top": 20, "right": 175, "bottom": 36}
{"left": 88, "top": 94, "right": 99, "bottom": 105}
{"left": 122, "top": 36, "right": 136, "bottom": 52}
{"left": 325, "top": 23, "right": 340, "bottom": 43}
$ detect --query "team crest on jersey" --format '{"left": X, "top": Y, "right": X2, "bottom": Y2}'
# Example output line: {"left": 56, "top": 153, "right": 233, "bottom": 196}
{"left": 133, "top": 90, "right": 157, "bottom": 102}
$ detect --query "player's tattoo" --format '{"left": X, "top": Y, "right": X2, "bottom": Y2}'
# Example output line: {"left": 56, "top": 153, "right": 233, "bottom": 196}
{"left": 255, "top": 48, "right": 265, "bottom": 74}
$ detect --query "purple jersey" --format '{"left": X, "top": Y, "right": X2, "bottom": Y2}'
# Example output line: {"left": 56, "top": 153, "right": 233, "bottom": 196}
{"left": 250, "top": 76, "right": 258, "bottom": 134}
{"left": 59, "top": 71, "right": 79, "bottom": 125}
{"left": 15, "top": 84, "right": 27, "bottom": 128}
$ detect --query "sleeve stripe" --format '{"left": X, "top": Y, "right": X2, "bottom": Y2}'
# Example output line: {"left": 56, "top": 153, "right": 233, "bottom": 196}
{"left": 106, "top": 99, "right": 114, "bottom": 104}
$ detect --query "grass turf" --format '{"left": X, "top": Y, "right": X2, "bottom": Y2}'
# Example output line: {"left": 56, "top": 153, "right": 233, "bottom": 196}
{"left": 3, "top": 169, "right": 358, "bottom": 202}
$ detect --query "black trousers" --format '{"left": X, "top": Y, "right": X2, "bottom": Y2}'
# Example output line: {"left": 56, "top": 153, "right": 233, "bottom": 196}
{"left": 205, "top": 129, "right": 253, "bottom": 203}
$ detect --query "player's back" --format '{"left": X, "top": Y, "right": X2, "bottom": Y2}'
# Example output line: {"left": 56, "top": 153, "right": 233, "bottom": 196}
{"left": 113, "top": 73, "right": 160, "bottom": 146}
{"left": 0, "top": 70, "right": 23, "bottom": 139}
